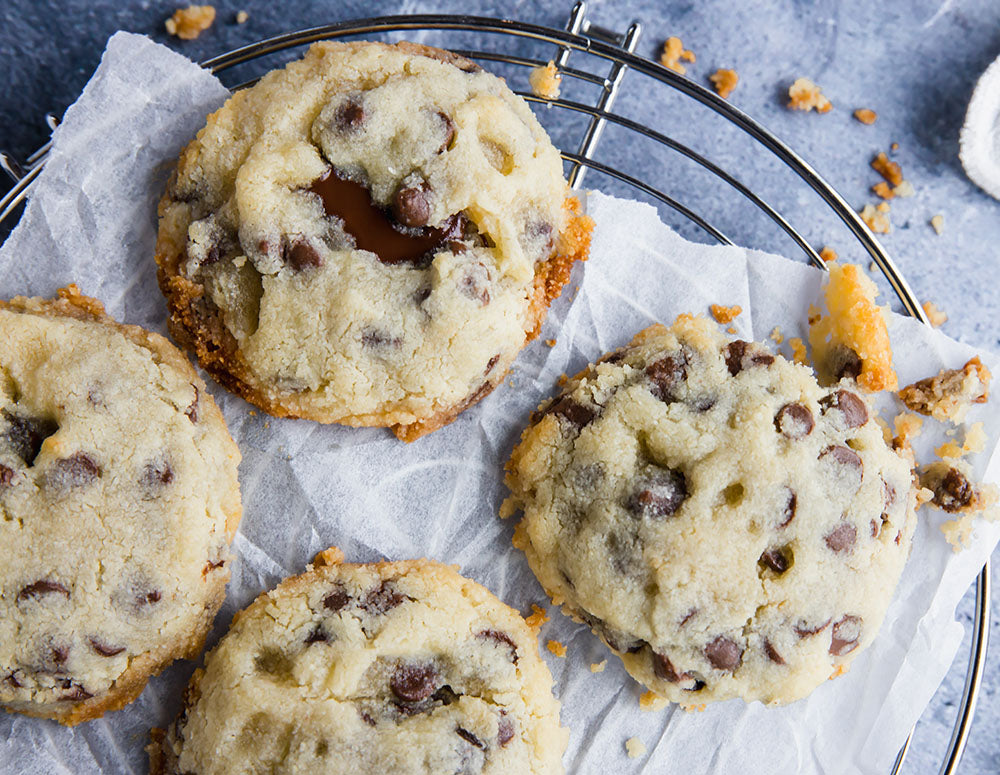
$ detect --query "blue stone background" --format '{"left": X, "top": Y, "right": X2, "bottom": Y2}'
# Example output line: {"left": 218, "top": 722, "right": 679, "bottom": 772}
{"left": 1, "top": 0, "right": 998, "bottom": 772}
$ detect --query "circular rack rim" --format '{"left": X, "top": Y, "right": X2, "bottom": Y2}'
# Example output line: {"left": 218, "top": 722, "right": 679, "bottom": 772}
{"left": 0, "top": 6, "right": 989, "bottom": 773}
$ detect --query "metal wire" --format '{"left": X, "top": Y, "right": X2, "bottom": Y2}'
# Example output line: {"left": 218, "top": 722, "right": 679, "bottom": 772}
{"left": 0, "top": 5, "right": 990, "bottom": 772}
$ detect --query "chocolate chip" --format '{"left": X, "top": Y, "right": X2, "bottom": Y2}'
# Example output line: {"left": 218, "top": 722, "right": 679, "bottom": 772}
{"left": 763, "top": 639, "right": 785, "bottom": 665}
{"left": 202, "top": 557, "right": 226, "bottom": 576}
{"left": 652, "top": 652, "right": 683, "bottom": 682}
{"left": 476, "top": 629, "right": 518, "bottom": 663}
{"left": 390, "top": 663, "right": 439, "bottom": 703}
{"left": 37, "top": 643, "right": 69, "bottom": 673}
{"left": 794, "top": 619, "right": 831, "bottom": 638}
{"left": 704, "top": 636, "right": 743, "bottom": 671}
{"left": 882, "top": 478, "right": 897, "bottom": 509}
{"left": 829, "top": 615, "right": 862, "bottom": 656}
{"left": 819, "top": 390, "right": 868, "bottom": 428}
{"left": 359, "top": 710, "right": 377, "bottom": 727}
{"left": 323, "top": 584, "right": 351, "bottom": 612}
{"left": 456, "top": 727, "right": 485, "bottom": 749}
{"left": 304, "top": 626, "right": 328, "bottom": 644}
{"left": 627, "top": 468, "right": 687, "bottom": 519}
{"left": 185, "top": 386, "right": 199, "bottom": 424}
{"left": 932, "top": 468, "right": 975, "bottom": 513}
{"left": 89, "top": 638, "right": 126, "bottom": 657}
{"left": 545, "top": 396, "right": 596, "bottom": 429}
{"left": 392, "top": 182, "right": 432, "bottom": 228}
{"left": 138, "top": 589, "right": 162, "bottom": 607}
{"left": 2, "top": 409, "right": 57, "bottom": 465}
{"left": 679, "top": 608, "right": 698, "bottom": 627}
{"left": 361, "top": 580, "right": 406, "bottom": 615}
{"left": 829, "top": 344, "right": 862, "bottom": 381}
{"left": 871, "top": 519, "right": 880, "bottom": 538}
{"left": 45, "top": 452, "right": 100, "bottom": 489}
{"left": 334, "top": 97, "right": 366, "bottom": 132}
{"left": 646, "top": 353, "right": 688, "bottom": 402}
{"left": 4, "top": 672, "right": 22, "bottom": 688}
{"left": 60, "top": 682, "right": 93, "bottom": 702}
{"left": 778, "top": 489, "right": 797, "bottom": 528}
{"left": 437, "top": 111, "right": 456, "bottom": 153}
{"left": 17, "top": 579, "right": 70, "bottom": 604}
{"left": 284, "top": 237, "right": 323, "bottom": 270}
{"left": 485, "top": 354, "right": 501, "bottom": 374}
{"left": 759, "top": 546, "right": 792, "bottom": 574}
{"left": 141, "top": 458, "right": 174, "bottom": 492}
{"left": 458, "top": 262, "right": 491, "bottom": 306}
{"left": 724, "top": 341, "right": 774, "bottom": 376}
{"left": 824, "top": 522, "right": 857, "bottom": 553}
{"left": 0, "top": 464, "right": 13, "bottom": 487}
{"left": 361, "top": 327, "right": 401, "bottom": 349}
{"left": 497, "top": 713, "right": 515, "bottom": 746}
{"left": 819, "top": 445, "right": 863, "bottom": 487}
{"left": 774, "top": 403, "right": 815, "bottom": 439}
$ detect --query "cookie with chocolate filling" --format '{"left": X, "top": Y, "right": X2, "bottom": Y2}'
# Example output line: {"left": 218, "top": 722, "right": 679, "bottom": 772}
{"left": 502, "top": 314, "right": 917, "bottom": 705}
{"left": 148, "top": 549, "right": 567, "bottom": 775}
{"left": 0, "top": 286, "right": 241, "bottom": 725}
{"left": 155, "top": 41, "right": 592, "bottom": 441}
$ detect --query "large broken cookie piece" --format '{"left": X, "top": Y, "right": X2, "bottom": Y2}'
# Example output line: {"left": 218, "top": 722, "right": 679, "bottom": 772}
{"left": 149, "top": 550, "right": 567, "bottom": 775}
{"left": 898, "top": 357, "right": 991, "bottom": 424}
{"left": 0, "top": 286, "right": 241, "bottom": 725}
{"left": 503, "top": 314, "right": 917, "bottom": 705}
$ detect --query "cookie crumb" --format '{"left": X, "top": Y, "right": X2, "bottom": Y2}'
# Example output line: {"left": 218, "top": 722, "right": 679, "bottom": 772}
{"left": 681, "top": 703, "right": 707, "bottom": 712}
{"left": 930, "top": 214, "right": 944, "bottom": 235}
{"left": 545, "top": 338, "right": 557, "bottom": 347}
{"left": 829, "top": 663, "right": 848, "bottom": 679}
{"left": 625, "top": 737, "right": 647, "bottom": 758}
{"left": 920, "top": 461, "right": 1000, "bottom": 550}
{"left": 860, "top": 203, "right": 891, "bottom": 234}
{"left": 590, "top": 660, "right": 607, "bottom": 673}
{"left": 819, "top": 246, "right": 838, "bottom": 263}
{"left": 872, "top": 181, "right": 895, "bottom": 200}
{"left": 854, "top": 108, "right": 877, "bottom": 124}
{"left": 898, "top": 357, "right": 991, "bottom": 423}
{"left": 312, "top": 546, "right": 345, "bottom": 567}
{"left": 557, "top": 373, "right": 569, "bottom": 387}
{"left": 546, "top": 639, "right": 567, "bottom": 658}
{"left": 893, "top": 180, "right": 915, "bottom": 197}
{"left": 709, "top": 68, "right": 739, "bottom": 98}
{"left": 165, "top": 5, "right": 216, "bottom": 39}
{"left": 525, "top": 604, "right": 550, "bottom": 628}
{"left": 787, "top": 77, "right": 832, "bottom": 113}
{"left": 770, "top": 326, "right": 784, "bottom": 344}
{"left": 235, "top": 10, "right": 248, "bottom": 23}
{"left": 892, "top": 412, "right": 924, "bottom": 452}
{"left": 936, "top": 423, "right": 987, "bottom": 459}
{"left": 660, "top": 37, "right": 696, "bottom": 74}
{"left": 639, "top": 690, "right": 668, "bottom": 711}
{"left": 709, "top": 303, "right": 742, "bottom": 324}
{"left": 869, "top": 261, "right": 878, "bottom": 273}
{"left": 876, "top": 201, "right": 891, "bottom": 214}
{"left": 788, "top": 337, "right": 808, "bottom": 365}
{"left": 871, "top": 151, "right": 903, "bottom": 186}
{"left": 890, "top": 141, "right": 899, "bottom": 151}
{"left": 529, "top": 61, "right": 562, "bottom": 100}
{"left": 922, "top": 301, "right": 947, "bottom": 327}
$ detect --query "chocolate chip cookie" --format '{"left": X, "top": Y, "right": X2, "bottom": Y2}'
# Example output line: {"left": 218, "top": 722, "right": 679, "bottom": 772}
{"left": 502, "top": 314, "right": 917, "bottom": 705}
{"left": 156, "top": 41, "right": 592, "bottom": 442}
{"left": 0, "top": 286, "right": 242, "bottom": 725}
{"left": 149, "top": 549, "right": 567, "bottom": 775}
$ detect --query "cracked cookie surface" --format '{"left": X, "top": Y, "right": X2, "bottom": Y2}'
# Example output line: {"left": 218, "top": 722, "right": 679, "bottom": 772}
{"left": 0, "top": 286, "right": 242, "bottom": 724}
{"left": 503, "top": 315, "right": 917, "bottom": 705}
{"left": 155, "top": 40, "right": 592, "bottom": 441}
{"left": 149, "top": 550, "right": 567, "bottom": 775}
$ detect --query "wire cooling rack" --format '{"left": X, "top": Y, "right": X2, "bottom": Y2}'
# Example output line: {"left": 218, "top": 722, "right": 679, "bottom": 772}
{"left": 0, "top": 4, "right": 990, "bottom": 772}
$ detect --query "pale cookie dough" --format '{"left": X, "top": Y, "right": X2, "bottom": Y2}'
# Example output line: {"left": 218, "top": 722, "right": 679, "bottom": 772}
{"left": 156, "top": 40, "right": 592, "bottom": 441}
{"left": 503, "top": 315, "right": 917, "bottom": 705}
{"left": 0, "top": 286, "right": 242, "bottom": 725}
{"left": 149, "top": 549, "right": 567, "bottom": 775}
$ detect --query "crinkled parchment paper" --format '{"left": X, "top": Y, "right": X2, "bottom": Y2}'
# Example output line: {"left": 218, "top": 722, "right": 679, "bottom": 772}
{"left": 1, "top": 32, "right": 998, "bottom": 775}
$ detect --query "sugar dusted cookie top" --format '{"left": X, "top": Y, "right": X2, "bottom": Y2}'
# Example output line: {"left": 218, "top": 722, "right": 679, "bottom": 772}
{"left": 156, "top": 41, "right": 591, "bottom": 441}
{"left": 149, "top": 551, "right": 567, "bottom": 775}
{"left": 504, "top": 314, "right": 917, "bottom": 705}
{"left": 0, "top": 287, "right": 241, "bottom": 725}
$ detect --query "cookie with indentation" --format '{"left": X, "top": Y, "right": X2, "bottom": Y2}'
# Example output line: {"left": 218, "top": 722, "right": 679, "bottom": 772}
{"left": 155, "top": 40, "right": 592, "bottom": 442}
{"left": 148, "top": 549, "right": 567, "bottom": 775}
{"left": 502, "top": 314, "right": 917, "bottom": 705}
{"left": 0, "top": 286, "right": 241, "bottom": 725}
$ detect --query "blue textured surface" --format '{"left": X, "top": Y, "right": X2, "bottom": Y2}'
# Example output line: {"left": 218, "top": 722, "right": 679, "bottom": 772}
{"left": 1, "top": 1, "right": 999, "bottom": 773}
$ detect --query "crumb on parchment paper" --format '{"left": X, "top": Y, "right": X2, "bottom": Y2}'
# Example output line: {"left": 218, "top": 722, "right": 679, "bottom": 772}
{"left": 770, "top": 326, "right": 784, "bottom": 344}
{"left": 930, "top": 214, "right": 944, "bottom": 235}
{"left": 922, "top": 300, "right": 947, "bottom": 327}
{"left": 590, "top": 660, "right": 607, "bottom": 673}
{"left": 529, "top": 61, "right": 562, "bottom": 99}
{"left": 872, "top": 151, "right": 903, "bottom": 186}
{"left": 936, "top": 422, "right": 987, "bottom": 459}
{"left": 639, "top": 691, "right": 668, "bottom": 711}
{"left": 920, "top": 460, "right": 1000, "bottom": 550}
{"left": 625, "top": 737, "right": 647, "bottom": 758}
{"left": 709, "top": 68, "right": 739, "bottom": 98}
{"left": 236, "top": 10, "right": 248, "bottom": 23}
{"left": 819, "top": 246, "right": 837, "bottom": 263}
{"left": 860, "top": 203, "right": 891, "bottom": 234}
{"left": 165, "top": 5, "right": 216, "bottom": 39}
{"left": 854, "top": 108, "right": 877, "bottom": 124}
{"left": 545, "top": 338, "right": 557, "bottom": 347}
{"left": 788, "top": 337, "right": 808, "bottom": 365}
{"left": 787, "top": 77, "right": 832, "bottom": 113}
{"left": 898, "top": 357, "right": 991, "bottom": 423}
{"left": 660, "top": 37, "right": 696, "bottom": 74}
{"left": 547, "top": 639, "right": 567, "bottom": 658}
{"left": 709, "top": 303, "right": 742, "bottom": 324}
{"left": 525, "top": 604, "right": 549, "bottom": 629}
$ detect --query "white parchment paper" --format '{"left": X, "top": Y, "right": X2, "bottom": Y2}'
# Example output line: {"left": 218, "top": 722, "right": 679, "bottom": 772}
{"left": 1, "top": 32, "right": 999, "bottom": 775}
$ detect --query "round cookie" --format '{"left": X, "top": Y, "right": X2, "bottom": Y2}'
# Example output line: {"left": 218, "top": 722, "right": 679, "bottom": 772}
{"left": 148, "top": 549, "right": 567, "bottom": 775}
{"left": 502, "top": 314, "right": 917, "bottom": 706}
{"left": 0, "top": 286, "right": 242, "bottom": 725}
{"left": 155, "top": 40, "right": 592, "bottom": 442}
